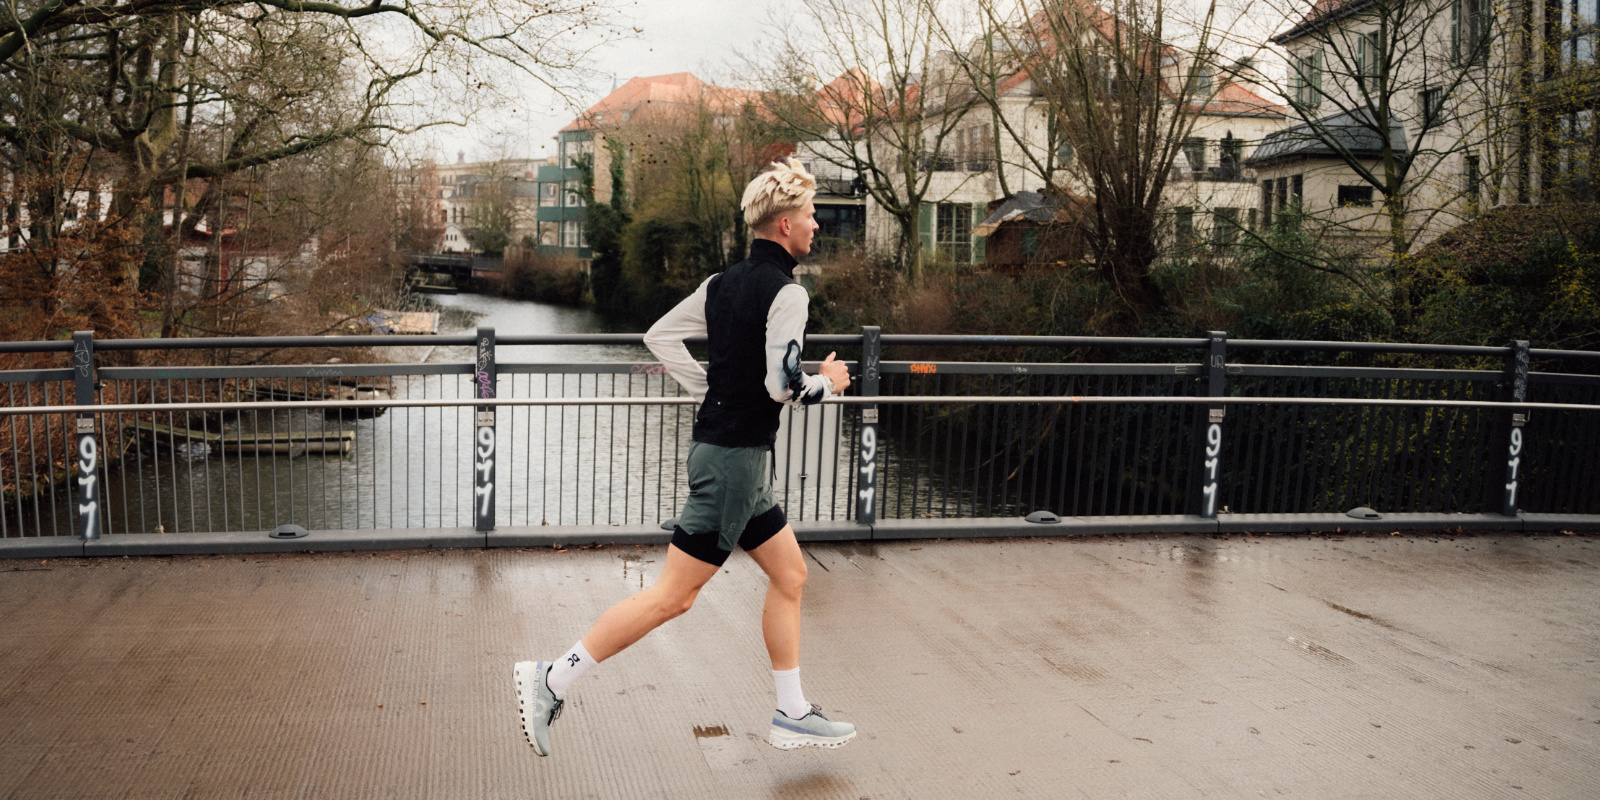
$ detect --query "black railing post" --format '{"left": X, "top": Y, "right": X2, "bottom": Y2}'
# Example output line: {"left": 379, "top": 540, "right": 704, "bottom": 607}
{"left": 1488, "top": 340, "right": 1530, "bottom": 516}
{"left": 473, "top": 327, "right": 497, "bottom": 532}
{"left": 71, "top": 331, "right": 100, "bottom": 540}
{"left": 1197, "top": 331, "right": 1227, "bottom": 518}
{"left": 856, "top": 326, "right": 881, "bottom": 525}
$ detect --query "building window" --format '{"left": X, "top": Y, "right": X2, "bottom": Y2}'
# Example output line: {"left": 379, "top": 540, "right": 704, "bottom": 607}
{"left": 1356, "top": 30, "right": 1382, "bottom": 92}
{"left": 1291, "top": 174, "right": 1304, "bottom": 203}
{"left": 1553, "top": 109, "right": 1597, "bottom": 202}
{"left": 1560, "top": 0, "right": 1599, "bottom": 67}
{"left": 1337, "top": 185, "right": 1375, "bottom": 207}
{"left": 1453, "top": 0, "right": 1492, "bottom": 65}
{"left": 1021, "top": 228, "right": 1039, "bottom": 257}
{"left": 1292, "top": 50, "right": 1323, "bottom": 108}
{"left": 1261, "top": 180, "right": 1274, "bottom": 228}
{"left": 1183, "top": 138, "right": 1206, "bottom": 175}
{"left": 935, "top": 202, "right": 972, "bottom": 262}
{"left": 1212, "top": 208, "right": 1241, "bottom": 252}
{"left": 1175, "top": 207, "right": 1195, "bottom": 249}
{"left": 1247, "top": 208, "right": 1258, "bottom": 230}
{"left": 1420, "top": 88, "right": 1444, "bottom": 129}
{"left": 562, "top": 220, "right": 585, "bottom": 248}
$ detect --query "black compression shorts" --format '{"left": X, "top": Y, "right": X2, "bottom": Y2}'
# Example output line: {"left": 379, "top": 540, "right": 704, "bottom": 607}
{"left": 670, "top": 504, "right": 787, "bottom": 567}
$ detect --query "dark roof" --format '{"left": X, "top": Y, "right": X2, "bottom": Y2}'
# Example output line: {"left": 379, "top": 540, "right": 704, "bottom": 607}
{"left": 1245, "top": 109, "right": 1407, "bottom": 167}
{"left": 974, "top": 191, "right": 1060, "bottom": 235}
{"left": 1272, "top": 0, "right": 1376, "bottom": 44}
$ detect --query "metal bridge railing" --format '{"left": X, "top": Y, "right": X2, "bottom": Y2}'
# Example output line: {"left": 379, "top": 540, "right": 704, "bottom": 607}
{"left": 1, "top": 328, "right": 1597, "bottom": 540}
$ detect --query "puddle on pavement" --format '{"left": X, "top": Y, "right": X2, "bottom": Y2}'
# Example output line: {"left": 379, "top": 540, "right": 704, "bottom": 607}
{"left": 620, "top": 553, "right": 654, "bottom": 589}
{"left": 695, "top": 724, "right": 756, "bottom": 774}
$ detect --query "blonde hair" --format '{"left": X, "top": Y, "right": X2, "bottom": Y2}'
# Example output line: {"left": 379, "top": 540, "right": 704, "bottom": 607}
{"left": 741, "top": 157, "right": 816, "bottom": 232}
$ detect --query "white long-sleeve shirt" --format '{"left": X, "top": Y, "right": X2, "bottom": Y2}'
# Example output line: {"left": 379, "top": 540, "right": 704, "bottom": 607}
{"left": 644, "top": 275, "right": 835, "bottom": 405}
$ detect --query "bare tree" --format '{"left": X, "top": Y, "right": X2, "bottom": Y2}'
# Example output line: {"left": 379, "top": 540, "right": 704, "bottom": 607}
{"left": 929, "top": 0, "right": 1227, "bottom": 321}
{"left": 755, "top": 0, "right": 983, "bottom": 279}
{"left": 0, "top": 0, "right": 617, "bottom": 308}
{"left": 1252, "top": 0, "right": 1508, "bottom": 326}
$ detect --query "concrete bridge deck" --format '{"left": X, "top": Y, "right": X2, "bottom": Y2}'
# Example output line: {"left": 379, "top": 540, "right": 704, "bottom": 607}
{"left": 2, "top": 532, "right": 1598, "bottom": 799}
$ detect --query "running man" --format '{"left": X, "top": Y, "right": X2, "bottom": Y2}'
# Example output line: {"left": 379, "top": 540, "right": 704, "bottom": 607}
{"left": 516, "top": 157, "right": 856, "bottom": 755}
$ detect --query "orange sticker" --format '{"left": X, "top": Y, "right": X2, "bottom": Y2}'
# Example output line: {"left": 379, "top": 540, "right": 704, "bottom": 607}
{"left": 910, "top": 363, "right": 938, "bottom": 374}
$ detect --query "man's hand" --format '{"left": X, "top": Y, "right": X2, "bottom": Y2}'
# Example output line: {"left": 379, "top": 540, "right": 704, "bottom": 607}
{"left": 820, "top": 352, "right": 851, "bottom": 394}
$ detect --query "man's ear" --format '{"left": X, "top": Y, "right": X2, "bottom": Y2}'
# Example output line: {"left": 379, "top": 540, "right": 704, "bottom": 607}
{"left": 775, "top": 213, "right": 792, "bottom": 237}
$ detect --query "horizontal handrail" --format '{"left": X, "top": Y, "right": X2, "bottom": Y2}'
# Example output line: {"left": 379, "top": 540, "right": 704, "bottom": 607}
{"left": 3, "top": 395, "right": 1597, "bottom": 416}
{"left": 0, "top": 331, "right": 1585, "bottom": 359}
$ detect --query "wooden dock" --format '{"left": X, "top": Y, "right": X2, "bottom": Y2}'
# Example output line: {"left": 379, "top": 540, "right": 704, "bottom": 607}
{"left": 129, "top": 421, "right": 353, "bottom": 454}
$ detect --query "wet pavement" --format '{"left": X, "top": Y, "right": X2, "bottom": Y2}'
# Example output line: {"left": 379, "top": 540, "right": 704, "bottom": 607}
{"left": 2, "top": 532, "right": 1598, "bottom": 799}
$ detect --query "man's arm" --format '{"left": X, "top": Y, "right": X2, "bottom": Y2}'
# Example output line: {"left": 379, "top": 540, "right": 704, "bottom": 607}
{"left": 644, "top": 276, "right": 712, "bottom": 403}
{"left": 764, "top": 283, "right": 837, "bottom": 405}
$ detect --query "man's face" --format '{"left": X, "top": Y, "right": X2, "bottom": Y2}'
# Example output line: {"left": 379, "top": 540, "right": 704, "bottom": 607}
{"left": 784, "top": 202, "right": 819, "bottom": 257}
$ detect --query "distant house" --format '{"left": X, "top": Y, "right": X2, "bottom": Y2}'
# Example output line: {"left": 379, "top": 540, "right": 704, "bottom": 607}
{"left": 973, "top": 191, "right": 1088, "bottom": 272}
{"left": 859, "top": 22, "right": 1287, "bottom": 266}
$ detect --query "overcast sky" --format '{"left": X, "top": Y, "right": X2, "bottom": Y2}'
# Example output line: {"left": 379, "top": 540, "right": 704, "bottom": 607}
{"left": 419, "top": 0, "right": 774, "bottom": 165}
{"left": 418, "top": 0, "right": 1287, "bottom": 165}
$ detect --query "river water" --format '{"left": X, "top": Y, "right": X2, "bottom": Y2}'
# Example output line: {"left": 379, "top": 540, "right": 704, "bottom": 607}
{"left": 22, "top": 293, "right": 859, "bottom": 536}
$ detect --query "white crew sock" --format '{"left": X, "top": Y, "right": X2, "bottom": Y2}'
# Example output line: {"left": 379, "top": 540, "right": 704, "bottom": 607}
{"left": 546, "top": 641, "right": 595, "bottom": 696}
{"left": 773, "top": 667, "right": 809, "bottom": 719}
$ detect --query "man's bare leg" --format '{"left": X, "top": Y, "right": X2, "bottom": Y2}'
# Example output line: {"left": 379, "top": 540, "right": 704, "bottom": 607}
{"left": 745, "top": 525, "right": 806, "bottom": 671}
{"left": 580, "top": 543, "right": 720, "bottom": 662}
{"left": 746, "top": 524, "right": 855, "bottom": 748}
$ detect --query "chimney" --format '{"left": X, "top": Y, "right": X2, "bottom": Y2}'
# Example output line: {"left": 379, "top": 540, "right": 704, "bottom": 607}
{"left": 1225, "top": 58, "right": 1265, "bottom": 90}
{"left": 457, "top": 151, "right": 465, "bottom": 164}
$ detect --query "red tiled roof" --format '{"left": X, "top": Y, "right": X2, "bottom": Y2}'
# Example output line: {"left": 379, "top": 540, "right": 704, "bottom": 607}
{"left": 561, "top": 73, "right": 767, "bottom": 132}
{"left": 1192, "top": 80, "right": 1287, "bottom": 116}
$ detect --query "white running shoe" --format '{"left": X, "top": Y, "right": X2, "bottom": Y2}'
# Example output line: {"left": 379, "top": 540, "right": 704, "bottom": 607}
{"left": 514, "top": 661, "right": 563, "bottom": 756}
{"left": 768, "top": 704, "right": 857, "bottom": 750}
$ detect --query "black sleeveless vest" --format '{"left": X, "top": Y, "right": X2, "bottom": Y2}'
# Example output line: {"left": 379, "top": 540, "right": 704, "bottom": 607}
{"left": 693, "top": 239, "right": 800, "bottom": 448}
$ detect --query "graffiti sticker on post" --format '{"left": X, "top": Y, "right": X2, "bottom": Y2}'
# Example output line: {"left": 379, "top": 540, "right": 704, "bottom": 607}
{"left": 474, "top": 327, "right": 497, "bottom": 532}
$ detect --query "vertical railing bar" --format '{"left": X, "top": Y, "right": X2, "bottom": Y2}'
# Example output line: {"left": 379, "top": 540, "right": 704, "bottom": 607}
{"left": 9, "top": 384, "right": 25, "bottom": 536}
{"left": 1098, "top": 376, "right": 1118, "bottom": 517}
{"left": 940, "top": 375, "right": 954, "bottom": 519}
{"left": 843, "top": 398, "right": 855, "bottom": 521}
{"left": 26, "top": 383, "right": 42, "bottom": 536}
{"left": 541, "top": 373, "right": 550, "bottom": 525}
{"left": 1038, "top": 374, "right": 1056, "bottom": 515}
{"left": 213, "top": 378, "right": 227, "bottom": 532}
{"left": 94, "top": 381, "right": 111, "bottom": 536}
{"left": 1120, "top": 377, "right": 1140, "bottom": 516}
{"left": 115, "top": 380, "right": 133, "bottom": 534}
{"left": 561, "top": 373, "right": 567, "bottom": 527}
{"left": 534, "top": 372, "right": 540, "bottom": 524}
{"left": 796, "top": 404, "right": 809, "bottom": 521}
{"left": 41, "top": 382, "right": 58, "bottom": 536}
{"left": 1056, "top": 375, "right": 1075, "bottom": 516}
{"left": 915, "top": 376, "right": 927, "bottom": 516}
{"left": 1152, "top": 373, "right": 1168, "bottom": 515}
{"left": 249, "top": 377, "right": 260, "bottom": 532}
{"left": 652, "top": 373, "right": 663, "bottom": 524}
{"left": 594, "top": 376, "right": 601, "bottom": 523}
{"left": 783, "top": 406, "right": 795, "bottom": 514}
